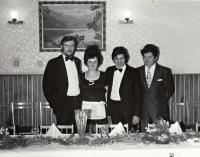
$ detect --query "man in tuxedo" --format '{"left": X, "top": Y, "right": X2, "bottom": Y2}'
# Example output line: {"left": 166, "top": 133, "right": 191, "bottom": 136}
{"left": 42, "top": 36, "right": 82, "bottom": 128}
{"left": 105, "top": 46, "right": 142, "bottom": 131}
{"left": 137, "top": 44, "right": 174, "bottom": 132}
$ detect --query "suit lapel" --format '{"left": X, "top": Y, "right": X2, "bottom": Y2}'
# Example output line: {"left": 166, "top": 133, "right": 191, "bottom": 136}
{"left": 111, "top": 67, "right": 115, "bottom": 82}
{"left": 73, "top": 57, "right": 81, "bottom": 83}
{"left": 141, "top": 66, "right": 148, "bottom": 89}
{"left": 120, "top": 65, "right": 129, "bottom": 90}
{"left": 109, "top": 66, "right": 116, "bottom": 90}
{"left": 149, "top": 64, "right": 160, "bottom": 90}
{"left": 57, "top": 55, "right": 68, "bottom": 80}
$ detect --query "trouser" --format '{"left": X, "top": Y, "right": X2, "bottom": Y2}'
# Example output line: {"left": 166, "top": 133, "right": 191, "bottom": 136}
{"left": 109, "top": 100, "right": 133, "bottom": 129}
{"left": 140, "top": 115, "right": 154, "bottom": 133}
{"left": 54, "top": 94, "right": 82, "bottom": 133}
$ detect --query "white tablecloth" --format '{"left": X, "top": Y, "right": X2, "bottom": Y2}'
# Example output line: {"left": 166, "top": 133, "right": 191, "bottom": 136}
{"left": 0, "top": 141, "right": 200, "bottom": 157}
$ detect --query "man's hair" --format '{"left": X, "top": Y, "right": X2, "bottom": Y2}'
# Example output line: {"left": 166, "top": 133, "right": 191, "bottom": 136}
{"left": 141, "top": 44, "right": 159, "bottom": 57}
{"left": 60, "top": 36, "right": 78, "bottom": 51}
{"left": 111, "top": 46, "right": 129, "bottom": 63}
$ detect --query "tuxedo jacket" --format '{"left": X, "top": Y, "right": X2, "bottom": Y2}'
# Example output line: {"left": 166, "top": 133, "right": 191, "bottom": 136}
{"left": 137, "top": 64, "right": 174, "bottom": 120}
{"left": 42, "top": 55, "right": 82, "bottom": 113}
{"left": 105, "top": 64, "right": 142, "bottom": 117}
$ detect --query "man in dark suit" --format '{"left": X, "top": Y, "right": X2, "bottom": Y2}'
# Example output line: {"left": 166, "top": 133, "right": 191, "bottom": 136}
{"left": 42, "top": 36, "right": 82, "bottom": 129}
{"left": 137, "top": 44, "right": 174, "bottom": 132}
{"left": 105, "top": 46, "right": 142, "bottom": 131}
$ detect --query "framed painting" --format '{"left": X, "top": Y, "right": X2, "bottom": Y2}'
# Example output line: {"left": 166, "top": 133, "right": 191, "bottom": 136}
{"left": 38, "top": 1, "right": 106, "bottom": 52}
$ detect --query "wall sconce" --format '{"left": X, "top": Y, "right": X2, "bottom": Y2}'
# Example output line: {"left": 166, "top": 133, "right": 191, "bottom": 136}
{"left": 8, "top": 11, "right": 23, "bottom": 24}
{"left": 119, "top": 11, "right": 133, "bottom": 24}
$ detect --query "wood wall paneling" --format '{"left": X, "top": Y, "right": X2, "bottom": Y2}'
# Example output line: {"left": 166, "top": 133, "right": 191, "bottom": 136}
{"left": 0, "top": 74, "right": 200, "bottom": 131}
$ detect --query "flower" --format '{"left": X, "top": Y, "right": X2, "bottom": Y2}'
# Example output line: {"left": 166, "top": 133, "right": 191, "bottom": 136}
{"left": 145, "top": 126, "right": 157, "bottom": 133}
{"left": 0, "top": 127, "right": 9, "bottom": 140}
{"left": 5, "top": 129, "right": 9, "bottom": 136}
{"left": 161, "top": 134, "right": 169, "bottom": 138}
{"left": 0, "top": 127, "right": 4, "bottom": 134}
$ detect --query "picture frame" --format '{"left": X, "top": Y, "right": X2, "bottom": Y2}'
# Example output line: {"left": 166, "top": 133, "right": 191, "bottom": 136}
{"left": 38, "top": 1, "right": 106, "bottom": 52}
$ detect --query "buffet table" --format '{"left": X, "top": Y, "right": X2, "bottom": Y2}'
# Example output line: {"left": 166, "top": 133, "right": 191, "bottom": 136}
{"left": 0, "top": 140, "right": 199, "bottom": 157}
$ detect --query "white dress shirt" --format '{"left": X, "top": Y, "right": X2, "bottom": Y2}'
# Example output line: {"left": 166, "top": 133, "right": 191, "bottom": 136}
{"left": 110, "top": 65, "right": 126, "bottom": 101}
{"left": 62, "top": 54, "right": 80, "bottom": 96}
{"left": 145, "top": 63, "right": 156, "bottom": 80}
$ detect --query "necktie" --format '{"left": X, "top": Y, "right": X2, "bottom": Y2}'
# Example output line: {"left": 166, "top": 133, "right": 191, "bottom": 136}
{"left": 146, "top": 68, "right": 152, "bottom": 88}
{"left": 65, "top": 56, "right": 74, "bottom": 61}
{"left": 114, "top": 67, "right": 123, "bottom": 72}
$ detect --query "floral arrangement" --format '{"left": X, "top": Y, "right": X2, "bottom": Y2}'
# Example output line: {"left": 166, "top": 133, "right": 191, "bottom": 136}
{"left": 26, "top": 136, "right": 50, "bottom": 147}
{"left": 145, "top": 117, "right": 170, "bottom": 134}
{"left": 49, "top": 133, "right": 142, "bottom": 146}
{"left": 0, "top": 131, "right": 194, "bottom": 150}
{"left": 142, "top": 117, "right": 187, "bottom": 144}
{"left": 0, "top": 127, "right": 9, "bottom": 140}
{"left": 0, "top": 135, "right": 29, "bottom": 150}
{"left": 184, "top": 132, "right": 200, "bottom": 139}
{"left": 142, "top": 117, "right": 170, "bottom": 144}
{"left": 0, "top": 119, "right": 199, "bottom": 149}
{"left": 0, "top": 133, "right": 142, "bottom": 150}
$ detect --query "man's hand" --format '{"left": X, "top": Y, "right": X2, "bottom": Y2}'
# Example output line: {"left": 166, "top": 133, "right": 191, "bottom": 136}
{"left": 132, "top": 116, "right": 140, "bottom": 124}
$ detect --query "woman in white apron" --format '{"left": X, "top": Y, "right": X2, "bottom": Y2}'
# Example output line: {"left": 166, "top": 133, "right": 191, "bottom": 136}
{"left": 81, "top": 44, "right": 107, "bottom": 133}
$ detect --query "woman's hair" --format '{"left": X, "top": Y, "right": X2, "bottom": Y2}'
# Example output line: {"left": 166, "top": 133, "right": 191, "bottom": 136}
{"left": 84, "top": 44, "right": 103, "bottom": 67}
{"left": 111, "top": 46, "right": 129, "bottom": 63}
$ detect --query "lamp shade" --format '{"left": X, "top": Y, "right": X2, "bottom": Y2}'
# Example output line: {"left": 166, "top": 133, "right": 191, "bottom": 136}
{"left": 124, "top": 11, "right": 131, "bottom": 19}
{"left": 10, "top": 11, "right": 18, "bottom": 20}
{"left": 119, "top": 10, "right": 133, "bottom": 24}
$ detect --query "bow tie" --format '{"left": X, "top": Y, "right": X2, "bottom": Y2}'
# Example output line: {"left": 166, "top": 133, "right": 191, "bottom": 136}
{"left": 65, "top": 56, "right": 74, "bottom": 61}
{"left": 114, "top": 67, "right": 123, "bottom": 72}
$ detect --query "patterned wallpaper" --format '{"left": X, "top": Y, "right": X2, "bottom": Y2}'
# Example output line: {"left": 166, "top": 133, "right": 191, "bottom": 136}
{"left": 0, "top": 0, "right": 200, "bottom": 74}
